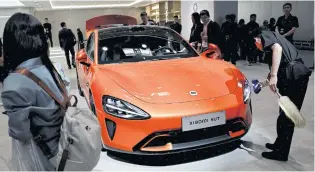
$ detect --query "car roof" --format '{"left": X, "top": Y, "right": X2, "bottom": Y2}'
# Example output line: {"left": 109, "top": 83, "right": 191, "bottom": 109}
{"left": 98, "top": 25, "right": 176, "bottom": 40}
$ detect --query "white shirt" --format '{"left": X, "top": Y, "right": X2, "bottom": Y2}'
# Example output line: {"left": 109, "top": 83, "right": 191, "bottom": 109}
{"left": 53, "top": 63, "right": 71, "bottom": 94}
{"left": 201, "top": 20, "right": 211, "bottom": 48}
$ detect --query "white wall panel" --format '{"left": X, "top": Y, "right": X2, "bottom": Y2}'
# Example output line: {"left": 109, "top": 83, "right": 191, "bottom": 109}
{"left": 181, "top": 0, "right": 214, "bottom": 40}
{"left": 34, "top": 7, "right": 144, "bottom": 46}
{"left": 0, "top": 7, "right": 35, "bottom": 38}
{"left": 214, "top": 1, "right": 238, "bottom": 26}
{"left": 238, "top": 1, "right": 314, "bottom": 40}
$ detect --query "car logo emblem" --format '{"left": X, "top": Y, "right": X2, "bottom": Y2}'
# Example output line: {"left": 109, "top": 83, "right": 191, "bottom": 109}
{"left": 189, "top": 91, "right": 198, "bottom": 96}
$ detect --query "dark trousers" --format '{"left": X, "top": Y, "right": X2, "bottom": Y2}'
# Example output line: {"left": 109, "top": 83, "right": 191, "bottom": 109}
{"left": 273, "top": 74, "right": 309, "bottom": 157}
{"left": 286, "top": 37, "right": 294, "bottom": 45}
{"left": 224, "top": 40, "right": 238, "bottom": 65}
{"left": 64, "top": 46, "right": 75, "bottom": 68}
{"left": 79, "top": 41, "right": 85, "bottom": 50}
{"left": 46, "top": 33, "right": 53, "bottom": 47}
{"left": 238, "top": 41, "right": 247, "bottom": 60}
{"left": 247, "top": 48, "right": 256, "bottom": 63}
{"left": 244, "top": 36, "right": 258, "bottom": 63}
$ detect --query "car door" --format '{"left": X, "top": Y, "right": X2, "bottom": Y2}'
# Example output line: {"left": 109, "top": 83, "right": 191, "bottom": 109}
{"left": 80, "top": 32, "right": 95, "bottom": 98}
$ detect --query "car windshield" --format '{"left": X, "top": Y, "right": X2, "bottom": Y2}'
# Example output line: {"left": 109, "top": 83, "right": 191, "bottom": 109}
{"left": 98, "top": 27, "right": 198, "bottom": 64}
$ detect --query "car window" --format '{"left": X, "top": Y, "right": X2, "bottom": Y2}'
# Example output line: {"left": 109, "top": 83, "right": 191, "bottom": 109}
{"left": 86, "top": 33, "right": 95, "bottom": 60}
{"left": 85, "top": 33, "right": 92, "bottom": 53}
{"left": 98, "top": 30, "right": 198, "bottom": 64}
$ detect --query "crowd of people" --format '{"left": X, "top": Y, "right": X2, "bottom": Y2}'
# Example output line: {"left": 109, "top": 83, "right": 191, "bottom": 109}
{"left": 37, "top": 2, "right": 302, "bottom": 69}
{"left": 0, "top": 2, "right": 312, "bottom": 170}
{"left": 43, "top": 18, "right": 84, "bottom": 70}
{"left": 112, "top": 2, "right": 312, "bottom": 163}
{"left": 139, "top": 3, "right": 300, "bottom": 66}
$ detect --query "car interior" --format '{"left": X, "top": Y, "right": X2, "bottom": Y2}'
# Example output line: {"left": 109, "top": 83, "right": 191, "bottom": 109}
{"left": 98, "top": 35, "right": 190, "bottom": 64}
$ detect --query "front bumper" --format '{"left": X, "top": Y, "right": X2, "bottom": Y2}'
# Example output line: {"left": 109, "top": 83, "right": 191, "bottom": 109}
{"left": 104, "top": 117, "right": 250, "bottom": 155}
{"left": 98, "top": 94, "right": 252, "bottom": 155}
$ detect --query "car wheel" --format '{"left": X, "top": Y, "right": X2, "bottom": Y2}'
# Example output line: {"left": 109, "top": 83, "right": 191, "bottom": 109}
{"left": 89, "top": 92, "right": 97, "bottom": 116}
{"left": 89, "top": 92, "right": 107, "bottom": 152}
{"left": 101, "top": 138, "right": 107, "bottom": 152}
{"left": 249, "top": 100, "right": 253, "bottom": 114}
{"left": 76, "top": 69, "right": 84, "bottom": 97}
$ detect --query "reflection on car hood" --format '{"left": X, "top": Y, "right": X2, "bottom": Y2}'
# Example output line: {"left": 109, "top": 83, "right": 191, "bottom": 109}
{"left": 99, "top": 58, "right": 237, "bottom": 104}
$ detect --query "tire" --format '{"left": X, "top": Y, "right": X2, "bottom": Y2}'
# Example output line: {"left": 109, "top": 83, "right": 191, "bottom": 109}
{"left": 101, "top": 138, "right": 107, "bottom": 152}
{"left": 76, "top": 70, "right": 84, "bottom": 97}
{"left": 89, "top": 92, "right": 107, "bottom": 152}
{"left": 89, "top": 92, "right": 96, "bottom": 116}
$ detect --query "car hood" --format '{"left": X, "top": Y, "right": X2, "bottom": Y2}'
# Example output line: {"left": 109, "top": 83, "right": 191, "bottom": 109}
{"left": 99, "top": 58, "right": 237, "bottom": 104}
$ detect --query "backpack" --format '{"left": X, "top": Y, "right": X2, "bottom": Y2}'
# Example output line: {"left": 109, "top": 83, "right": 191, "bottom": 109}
{"left": 16, "top": 68, "right": 102, "bottom": 171}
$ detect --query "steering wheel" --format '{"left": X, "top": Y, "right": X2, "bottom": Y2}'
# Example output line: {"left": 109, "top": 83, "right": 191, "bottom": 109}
{"left": 153, "top": 46, "right": 174, "bottom": 55}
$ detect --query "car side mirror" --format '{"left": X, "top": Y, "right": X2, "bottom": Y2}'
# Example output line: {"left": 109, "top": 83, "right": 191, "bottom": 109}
{"left": 80, "top": 61, "right": 91, "bottom": 67}
{"left": 76, "top": 49, "right": 87, "bottom": 62}
{"left": 200, "top": 43, "right": 222, "bottom": 60}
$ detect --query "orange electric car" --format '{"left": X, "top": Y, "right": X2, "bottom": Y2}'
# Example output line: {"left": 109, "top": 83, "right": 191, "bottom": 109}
{"left": 76, "top": 25, "right": 252, "bottom": 155}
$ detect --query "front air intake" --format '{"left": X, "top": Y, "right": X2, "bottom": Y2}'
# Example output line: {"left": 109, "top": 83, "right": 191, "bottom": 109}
{"left": 105, "top": 119, "right": 116, "bottom": 140}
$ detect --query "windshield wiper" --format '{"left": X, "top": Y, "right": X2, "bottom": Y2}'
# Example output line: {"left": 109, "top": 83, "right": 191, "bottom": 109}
{"left": 143, "top": 58, "right": 159, "bottom": 61}
{"left": 158, "top": 57, "right": 169, "bottom": 60}
{"left": 145, "top": 57, "right": 172, "bottom": 61}
{"left": 140, "top": 57, "right": 181, "bottom": 62}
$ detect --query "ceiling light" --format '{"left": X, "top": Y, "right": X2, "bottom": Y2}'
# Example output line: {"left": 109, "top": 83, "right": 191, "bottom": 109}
{"left": 49, "top": 0, "right": 145, "bottom": 9}
{"left": 0, "top": 0, "right": 25, "bottom": 7}
{"left": 0, "top": 16, "right": 11, "bottom": 19}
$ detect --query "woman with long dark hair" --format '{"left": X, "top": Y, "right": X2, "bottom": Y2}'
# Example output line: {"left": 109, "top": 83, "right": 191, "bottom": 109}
{"left": 1, "top": 13, "right": 65, "bottom": 170}
{"left": 189, "top": 12, "right": 203, "bottom": 50}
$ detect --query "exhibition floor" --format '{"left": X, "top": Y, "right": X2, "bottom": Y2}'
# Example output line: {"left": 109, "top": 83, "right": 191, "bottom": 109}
{"left": 0, "top": 48, "right": 313, "bottom": 171}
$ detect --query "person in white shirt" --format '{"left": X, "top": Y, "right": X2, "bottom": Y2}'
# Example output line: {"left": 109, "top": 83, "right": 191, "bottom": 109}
{"left": 140, "top": 12, "right": 155, "bottom": 25}
{"left": 53, "top": 62, "right": 71, "bottom": 94}
{"left": 199, "top": 10, "right": 223, "bottom": 52}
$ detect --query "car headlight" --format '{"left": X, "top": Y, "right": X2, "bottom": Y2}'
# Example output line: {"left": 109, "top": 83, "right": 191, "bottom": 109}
{"left": 243, "top": 78, "right": 251, "bottom": 104}
{"left": 102, "top": 96, "right": 150, "bottom": 120}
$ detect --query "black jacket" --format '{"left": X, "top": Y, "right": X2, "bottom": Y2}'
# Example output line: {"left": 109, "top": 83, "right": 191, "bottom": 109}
{"left": 246, "top": 21, "right": 259, "bottom": 32}
{"left": 237, "top": 25, "right": 248, "bottom": 42}
{"left": 245, "top": 21, "right": 259, "bottom": 49}
{"left": 221, "top": 21, "right": 229, "bottom": 33}
{"left": 189, "top": 23, "right": 203, "bottom": 43}
{"left": 170, "top": 23, "right": 182, "bottom": 34}
{"left": 43, "top": 23, "right": 52, "bottom": 34}
{"left": 261, "top": 31, "right": 312, "bottom": 81}
{"left": 223, "top": 22, "right": 238, "bottom": 41}
{"left": 204, "top": 21, "right": 224, "bottom": 50}
{"left": 268, "top": 24, "right": 276, "bottom": 31}
{"left": 58, "top": 28, "right": 76, "bottom": 49}
{"left": 77, "top": 31, "right": 84, "bottom": 42}
{"left": 0, "top": 38, "right": 2, "bottom": 56}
